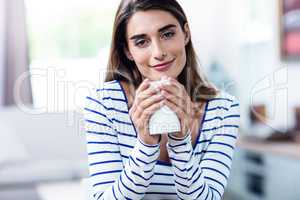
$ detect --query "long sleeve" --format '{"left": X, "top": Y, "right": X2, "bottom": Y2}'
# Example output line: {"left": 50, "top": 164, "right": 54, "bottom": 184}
{"left": 84, "top": 88, "right": 160, "bottom": 200}
{"left": 167, "top": 97, "right": 240, "bottom": 200}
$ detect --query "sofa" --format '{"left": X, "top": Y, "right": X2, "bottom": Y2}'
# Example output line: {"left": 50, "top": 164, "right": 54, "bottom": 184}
{"left": 0, "top": 106, "right": 89, "bottom": 199}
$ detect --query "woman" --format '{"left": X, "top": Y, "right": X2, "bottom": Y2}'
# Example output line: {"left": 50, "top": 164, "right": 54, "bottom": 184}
{"left": 84, "top": 0, "right": 240, "bottom": 199}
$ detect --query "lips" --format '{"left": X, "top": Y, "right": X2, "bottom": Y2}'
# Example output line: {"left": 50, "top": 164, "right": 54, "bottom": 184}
{"left": 152, "top": 58, "right": 175, "bottom": 71}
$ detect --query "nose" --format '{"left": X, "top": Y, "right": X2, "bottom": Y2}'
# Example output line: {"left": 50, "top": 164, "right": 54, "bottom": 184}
{"left": 152, "top": 40, "right": 167, "bottom": 61}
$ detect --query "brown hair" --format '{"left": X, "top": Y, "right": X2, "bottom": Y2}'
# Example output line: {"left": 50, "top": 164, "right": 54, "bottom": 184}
{"left": 104, "top": 0, "right": 218, "bottom": 101}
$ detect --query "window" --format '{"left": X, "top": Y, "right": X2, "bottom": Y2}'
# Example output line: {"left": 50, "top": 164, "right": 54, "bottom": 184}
{"left": 25, "top": 0, "right": 120, "bottom": 112}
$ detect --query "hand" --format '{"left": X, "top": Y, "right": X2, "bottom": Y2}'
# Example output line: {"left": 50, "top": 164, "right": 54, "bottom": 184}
{"left": 158, "top": 77, "right": 194, "bottom": 138}
{"left": 129, "top": 78, "right": 165, "bottom": 145}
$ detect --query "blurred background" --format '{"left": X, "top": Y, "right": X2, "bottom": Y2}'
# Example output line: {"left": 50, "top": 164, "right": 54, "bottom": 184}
{"left": 1, "top": 0, "right": 300, "bottom": 199}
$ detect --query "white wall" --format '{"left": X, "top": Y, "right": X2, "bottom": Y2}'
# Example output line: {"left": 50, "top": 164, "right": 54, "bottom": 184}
{"left": 179, "top": 0, "right": 239, "bottom": 71}
{"left": 236, "top": 0, "right": 300, "bottom": 131}
{"left": 179, "top": 0, "right": 300, "bottom": 133}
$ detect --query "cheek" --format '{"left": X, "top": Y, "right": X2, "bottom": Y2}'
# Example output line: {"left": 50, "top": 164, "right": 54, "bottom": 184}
{"left": 130, "top": 49, "right": 150, "bottom": 65}
{"left": 131, "top": 50, "right": 152, "bottom": 75}
{"left": 171, "top": 43, "right": 186, "bottom": 64}
{"left": 180, "top": 49, "right": 187, "bottom": 63}
{"left": 173, "top": 45, "right": 187, "bottom": 73}
{"left": 168, "top": 38, "right": 186, "bottom": 56}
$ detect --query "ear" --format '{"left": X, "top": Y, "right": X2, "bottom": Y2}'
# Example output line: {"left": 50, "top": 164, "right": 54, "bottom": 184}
{"left": 183, "top": 23, "right": 190, "bottom": 45}
{"left": 124, "top": 47, "right": 134, "bottom": 61}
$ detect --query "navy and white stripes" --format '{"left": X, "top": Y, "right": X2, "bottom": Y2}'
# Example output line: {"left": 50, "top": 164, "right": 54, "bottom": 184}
{"left": 84, "top": 80, "right": 240, "bottom": 200}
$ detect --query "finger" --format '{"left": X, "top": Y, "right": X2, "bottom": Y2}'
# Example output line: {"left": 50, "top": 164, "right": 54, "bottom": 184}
{"left": 163, "top": 98, "right": 190, "bottom": 131}
{"left": 130, "top": 101, "right": 144, "bottom": 122}
{"left": 159, "top": 81, "right": 185, "bottom": 100}
{"left": 136, "top": 78, "right": 150, "bottom": 94}
{"left": 129, "top": 104, "right": 136, "bottom": 118}
{"left": 132, "top": 86, "right": 155, "bottom": 120}
{"left": 132, "top": 105, "right": 147, "bottom": 129}
{"left": 169, "top": 77, "right": 185, "bottom": 90}
{"left": 140, "top": 100, "right": 164, "bottom": 121}
{"left": 161, "top": 90, "right": 186, "bottom": 112}
{"left": 159, "top": 82, "right": 177, "bottom": 95}
{"left": 139, "top": 93, "right": 165, "bottom": 110}
{"left": 136, "top": 93, "right": 163, "bottom": 119}
{"left": 134, "top": 85, "right": 160, "bottom": 108}
{"left": 163, "top": 98, "right": 186, "bottom": 119}
{"left": 134, "top": 95, "right": 159, "bottom": 119}
{"left": 133, "top": 92, "right": 163, "bottom": 124}
{"left": 139, "top": 86, "right": 160, "bottom": 100}
{"left": 134, "top": 104, "right": 144, "bottom": 119}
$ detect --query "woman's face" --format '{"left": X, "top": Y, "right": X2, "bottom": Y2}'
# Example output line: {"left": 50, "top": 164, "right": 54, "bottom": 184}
{"left": 125, "top": 10, "right": 190, "bottom": 81}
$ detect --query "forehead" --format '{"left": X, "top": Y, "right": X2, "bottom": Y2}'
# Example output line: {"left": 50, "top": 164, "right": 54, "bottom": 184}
{"left": 126, "top": 10, "right": 180, "bottom": 37}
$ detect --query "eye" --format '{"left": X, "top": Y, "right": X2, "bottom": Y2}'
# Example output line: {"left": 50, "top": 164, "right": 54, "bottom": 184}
{"left": 134, "top": 39, "right": 149, "bottom": 48}
{"left": 162, "top": 31, "right": 175, "bottom": 40}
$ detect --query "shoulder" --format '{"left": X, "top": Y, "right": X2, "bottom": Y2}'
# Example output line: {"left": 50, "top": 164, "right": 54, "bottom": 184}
{"left": 97, "top": 80, "right": 122, "bottom": 93}
{"left": 85, "top": 80, "right": 123, "bottom": 109}
{"left": 204, "top": 91, "right": 240, "bottom": 123}
{"left": 93, "top": 80, "right": 123, "bottom": 100}
{"left": 204, "top": 92, "right": 240, "bottom": 136}
{"left": 207, "top": 91, "right": 239, "bottom": 111}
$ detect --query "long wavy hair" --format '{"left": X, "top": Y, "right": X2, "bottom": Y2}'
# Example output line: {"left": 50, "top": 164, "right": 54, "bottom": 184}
{"left": 104, "top": 0, "right": 218, "bottom": 101}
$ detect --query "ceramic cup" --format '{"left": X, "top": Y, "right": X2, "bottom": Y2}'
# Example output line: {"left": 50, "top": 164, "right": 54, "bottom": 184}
{"left": 148, "top": 78, "right": 181, "bottom": 135}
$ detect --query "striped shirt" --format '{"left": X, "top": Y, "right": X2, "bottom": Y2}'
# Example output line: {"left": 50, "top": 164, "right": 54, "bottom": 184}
{"left": 84, "top": 80, "right": 240, "bottom": 200}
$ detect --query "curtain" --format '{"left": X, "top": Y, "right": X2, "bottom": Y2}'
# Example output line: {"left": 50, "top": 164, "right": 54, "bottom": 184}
{"left": 0, "top": 0, "right": 33, "bottom": 107}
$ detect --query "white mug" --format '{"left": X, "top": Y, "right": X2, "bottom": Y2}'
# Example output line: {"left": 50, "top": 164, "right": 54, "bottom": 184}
{"left": 148, "top": 78, "right": 181, "bottom": 135}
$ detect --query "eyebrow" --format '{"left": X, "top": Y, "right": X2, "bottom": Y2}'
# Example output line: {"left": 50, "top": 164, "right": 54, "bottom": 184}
{"left": 129, "top": 24, "right": 177, "bottom": 40}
